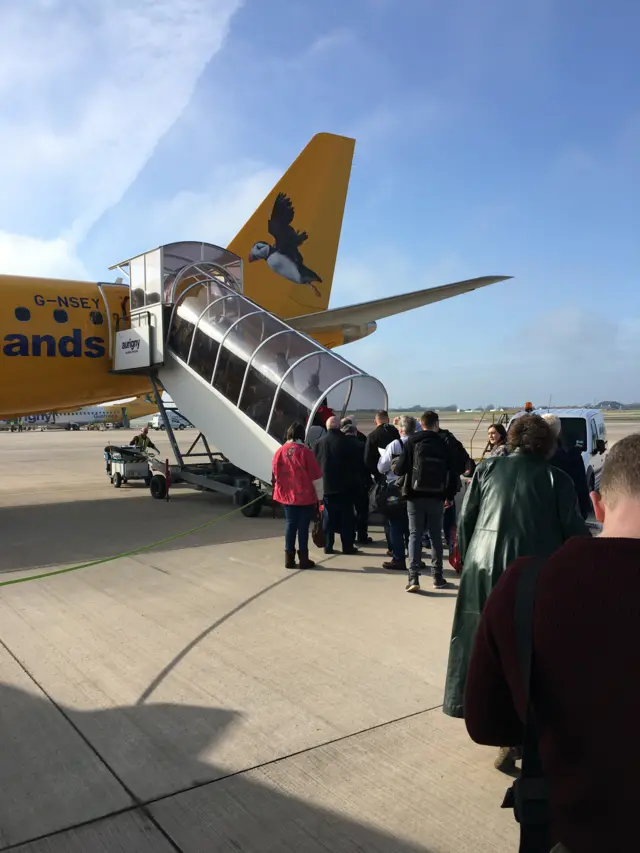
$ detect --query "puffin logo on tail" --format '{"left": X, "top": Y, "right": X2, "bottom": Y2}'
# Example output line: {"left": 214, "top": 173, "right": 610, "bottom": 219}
{"left": 248, "top": 193, "right": 322, "bottom": 297}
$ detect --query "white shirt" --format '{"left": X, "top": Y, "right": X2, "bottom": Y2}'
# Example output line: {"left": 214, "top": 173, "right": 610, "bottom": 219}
{"left": 377, "top": 435, "right": 409, "bottom": 483}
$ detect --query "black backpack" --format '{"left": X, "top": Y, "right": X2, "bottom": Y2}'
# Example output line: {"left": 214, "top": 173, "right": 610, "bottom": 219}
{"left": 411, "top": 439, "right": 449, "bottom": 495}
{"left": 369, "top": 479, "right": 406, "bottom": 517}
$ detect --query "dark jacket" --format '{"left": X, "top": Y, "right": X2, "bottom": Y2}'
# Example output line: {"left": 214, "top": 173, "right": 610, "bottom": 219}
{"left": 439, "top": 427, "right": 472, "bottom": 494}
{"left": 364, "top": 423, "right": 400, "bottom": 476}
{"left": 314, "top": 429, "right": 360, "bottom": 496}
{"left": 344, "top": 432, "right": 370, "bottom": 491}
{"left": 130, "top": 434, "right": 158, "bottom": 452}
{"left": 465, "top": 537, "right": 640, "bottom": 853}
{"left": 394, "top": 429, "right": 456, "bottom": 501}
{"left": 550, "top": 445, "right": 591, "bottom": 519}
{"left": 443, "top": 451, "right": 590, "bottom": 718}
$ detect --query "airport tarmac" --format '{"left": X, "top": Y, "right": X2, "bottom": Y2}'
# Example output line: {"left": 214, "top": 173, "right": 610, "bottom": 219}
{"left": 0, "top": 418, "right": 636, "bottom": 851}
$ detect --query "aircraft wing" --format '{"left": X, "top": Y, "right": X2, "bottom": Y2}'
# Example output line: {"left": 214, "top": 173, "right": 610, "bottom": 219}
{"left": 287, "top": 275, "right": 512, "bottom": 334}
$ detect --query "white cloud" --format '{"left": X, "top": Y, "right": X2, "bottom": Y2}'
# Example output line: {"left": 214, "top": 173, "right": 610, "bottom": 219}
{"left": 332, "top": 250, "right": 640, "bottom": 406}
{"left": 458, "top": 306, "right": 640, "bottom": 406}
{"left": 0, "top": 232, "right": 89, "bottom": 280}
{"left": 142, "top": 165, "right": 281, "bottom": 247}
{"left": 333, "top": 249, "right": 470, "bottom": 303}
{"left": 348, "top": 96, "right": 441, "bottom": 157}
{"left": 309, "top": 29, "right": 355, "bottom": 55}
{"left": 0, "top": 0, "right": 243, "bottom": 277}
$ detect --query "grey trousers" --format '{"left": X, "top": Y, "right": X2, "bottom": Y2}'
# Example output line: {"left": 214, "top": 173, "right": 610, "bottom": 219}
{"left": 407, "top": 497, "right": 444, "bottom": 572}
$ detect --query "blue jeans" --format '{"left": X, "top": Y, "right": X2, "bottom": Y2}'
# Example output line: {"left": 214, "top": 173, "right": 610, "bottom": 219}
{"left": 388, "top": 509, "right": 409, "bottom": 563}
{"left": 283, "top": 504, "right": 315, "bottom": 552}
{"left": 384, "top": 517, "right": 392, "bottom": 550}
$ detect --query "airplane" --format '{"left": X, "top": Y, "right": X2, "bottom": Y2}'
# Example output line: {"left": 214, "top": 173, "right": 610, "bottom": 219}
{"left": 95, "top": 392, "right": 167, "bottom": 426}
{"left": 0, "top": 394, "right": 161, "bottom": 431}
{"left": 0, "top": 133, "right": 512, "bottom": 484}
{"left": 2, "top": 405, "right": 122, "bottom": 431}
{"left": 0, "top": 133, "right": 510, "bottom": 422}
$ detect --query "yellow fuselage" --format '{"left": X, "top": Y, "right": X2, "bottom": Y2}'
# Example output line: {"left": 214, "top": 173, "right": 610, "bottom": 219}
{"left": 0, "top": 275, "right": 149, "bottom": 417}
{"left": 0, "top": 273, "right": 338, "bottom": 418}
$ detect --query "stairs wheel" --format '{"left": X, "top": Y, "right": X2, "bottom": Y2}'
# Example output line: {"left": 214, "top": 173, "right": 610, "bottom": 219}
{"left": 240, "top": 486, "right": 264, "bottom": 518}
{"left": 150, "top": 475, "right": 167, "bottom": 500}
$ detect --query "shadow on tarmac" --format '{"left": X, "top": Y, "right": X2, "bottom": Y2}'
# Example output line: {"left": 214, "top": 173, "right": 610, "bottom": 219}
{"left": 0, "top": 492, "right": 283, "bottom": 573}
{"left": 0, "top": 681, "right": 434, "bottom": 852}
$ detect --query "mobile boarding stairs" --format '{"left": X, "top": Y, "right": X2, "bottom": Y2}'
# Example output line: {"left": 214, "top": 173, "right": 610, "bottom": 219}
{"left": 109, "top": 242, "right": 388, "bottom": 515}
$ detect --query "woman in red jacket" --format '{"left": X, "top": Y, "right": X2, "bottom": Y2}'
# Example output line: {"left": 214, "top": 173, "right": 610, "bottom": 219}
{"left": 272, "top": 422, "right": 324, "bottom": 569}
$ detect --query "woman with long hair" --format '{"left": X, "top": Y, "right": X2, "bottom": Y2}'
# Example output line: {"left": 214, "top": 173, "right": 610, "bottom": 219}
{"left": 272, "top": 422, "right": 324, "bottom": 569}
{"left": 486, "top": 422, "right": 508, "bottom": 457}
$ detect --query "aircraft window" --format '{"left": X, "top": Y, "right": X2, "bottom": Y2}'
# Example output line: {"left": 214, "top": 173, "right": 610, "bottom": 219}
{"left": 90, "top": 311, "right": 104, "bottom": 325}
{"left": 560, "top": 417, "right": 587, "bottom": 451}
{"left": 15, "top": 307, "right": 31, "bottom": 322}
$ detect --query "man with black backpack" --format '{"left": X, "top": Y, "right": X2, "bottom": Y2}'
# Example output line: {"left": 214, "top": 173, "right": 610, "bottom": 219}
{"left": 394, "top": 411, "right": 458, "bottom": 591}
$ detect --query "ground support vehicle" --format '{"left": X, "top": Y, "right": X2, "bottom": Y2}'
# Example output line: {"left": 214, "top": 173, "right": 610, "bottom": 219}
{"left": 104, "top": 445, "right": 154, "bottom": 489}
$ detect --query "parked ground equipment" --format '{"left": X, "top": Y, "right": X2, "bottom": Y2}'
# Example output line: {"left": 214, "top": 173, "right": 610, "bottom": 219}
{"left": 104, "top": 444, "right": 155, "bottom": 489}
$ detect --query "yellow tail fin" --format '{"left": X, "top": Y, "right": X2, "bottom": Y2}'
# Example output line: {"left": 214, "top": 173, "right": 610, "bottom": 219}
{"left": 227, "top": 133, "right": 355, "bottom": 320}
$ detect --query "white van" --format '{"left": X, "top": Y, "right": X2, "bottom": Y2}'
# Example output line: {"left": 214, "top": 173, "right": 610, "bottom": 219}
{"left": 508, "top": 408, "right": 607, "bottom": 491}
{"left": 151, "top": 410, "right": 193, "bottom": 431}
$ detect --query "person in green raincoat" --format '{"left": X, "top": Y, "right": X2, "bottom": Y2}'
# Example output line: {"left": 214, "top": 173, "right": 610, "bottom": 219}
{"left": 443, "top": 414, "right": 590, "bottom": 770}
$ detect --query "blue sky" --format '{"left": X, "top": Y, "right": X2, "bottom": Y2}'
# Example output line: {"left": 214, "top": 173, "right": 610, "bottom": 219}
{"left": 1, "top": 0, "right": 638, "bottom": 406}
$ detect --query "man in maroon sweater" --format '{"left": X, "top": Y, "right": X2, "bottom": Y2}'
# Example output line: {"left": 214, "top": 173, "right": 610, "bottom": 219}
{"left": 464, "top": 434, "right": 640, "bottom": 853}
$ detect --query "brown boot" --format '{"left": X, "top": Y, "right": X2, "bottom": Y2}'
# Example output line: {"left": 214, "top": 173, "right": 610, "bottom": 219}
{"left": 494, "top": 746, "right": 519, "bottom": 773}
{"left": 285, "top": 551, "right": 297, "bottom": 569}
{"left": 297, "top": 550, "right": 315, "bottom": 569}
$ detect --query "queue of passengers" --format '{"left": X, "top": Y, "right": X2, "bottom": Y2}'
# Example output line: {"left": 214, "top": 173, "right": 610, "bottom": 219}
{"left": 273, "top": 409, "right": 639, "bottom": 850}
{"left": 272, "top": 409, "right": 474, "bottom": 591}
{"left": 271, "top": 410, "right": 592, "bottom": 592}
